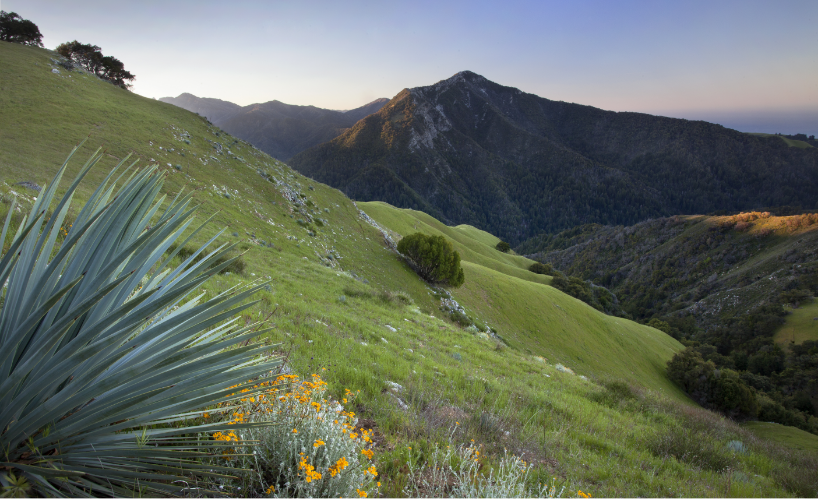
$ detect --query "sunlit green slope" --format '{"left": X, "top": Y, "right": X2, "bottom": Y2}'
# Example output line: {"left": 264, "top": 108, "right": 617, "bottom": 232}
{"left": 359, "top": 201, "right": 686, "bottom": 398}
{"left": 3, "top": 42, "right": 815, "bottom": 497}
{"left": 360, "top": 201, "right": 549, "bottom": 284}
{"left": 775, "top": 299, "right": 818, "bottom": 346}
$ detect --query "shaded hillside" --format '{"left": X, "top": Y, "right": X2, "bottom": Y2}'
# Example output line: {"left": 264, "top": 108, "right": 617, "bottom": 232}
{"left": 520, "top": 212, "right": 818, "bottom": 328}
{"left": 521, "top": 213, "right": 818, "bottom": 433}
{"left": 290, "top": 71, "right": 818, "bottom": 245}
{"left": 159, "top": 94, "right": 388, "bottom": 160}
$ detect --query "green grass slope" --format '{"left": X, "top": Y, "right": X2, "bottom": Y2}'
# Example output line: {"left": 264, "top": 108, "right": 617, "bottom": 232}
{"left": 359, "top": 201, "right": 685, "bottom": 398}
{"left": 457, "top": 262, "right": 685, "bottom": 398}
{"left": 748, "top": 132, "right": 814, "bottom": 149}
{"left": 359, "top": 201, "right": 550, "bottom": 285}
{"left": 744, "top": 422, "right": 818, "bottom": 453}
{"left": 2, "top": 42, "right": 817, "bottom": 496}
{"left": 775, "top": 299, "right": 818, "bottom": 346}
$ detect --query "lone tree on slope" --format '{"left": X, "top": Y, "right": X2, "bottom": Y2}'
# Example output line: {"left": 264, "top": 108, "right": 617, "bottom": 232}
{"left": 398, "top": 233, "right": 465, "bottom": 287}
{"left": 0, "top": 11, "right": 44, "bottom": 47}
{"left": 56, "top": 40, "right": 136, "bottom": 89}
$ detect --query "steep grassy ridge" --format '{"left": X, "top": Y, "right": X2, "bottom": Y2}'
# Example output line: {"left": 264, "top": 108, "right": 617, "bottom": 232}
{"left": 359, "top": 201, "right": 685, "bottom": 397}
{"left": 2, "top": 42, "right": 817, "bottom": 496}
{"left": 359, "top": 201, "right": 547, "bottom": 285}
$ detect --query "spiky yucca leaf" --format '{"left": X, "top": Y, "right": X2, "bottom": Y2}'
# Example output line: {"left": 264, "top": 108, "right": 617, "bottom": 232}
{"left": 0, "top": 143, "right": 281, "bottom": 496}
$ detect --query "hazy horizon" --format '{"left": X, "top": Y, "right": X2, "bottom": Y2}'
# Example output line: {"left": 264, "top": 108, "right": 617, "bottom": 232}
{"left": 161, "top": 87, "right": 818, "bottom": 137}
{"left": 5, "top": 0, "right": 817, "bottom": 135}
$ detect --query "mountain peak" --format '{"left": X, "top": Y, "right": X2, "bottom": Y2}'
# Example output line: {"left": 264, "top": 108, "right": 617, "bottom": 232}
{"left": 291, "top": 71, "right": 818, "bottom": 245}
{"left": 411, "top": 70, "right": 493, "bottom": 100}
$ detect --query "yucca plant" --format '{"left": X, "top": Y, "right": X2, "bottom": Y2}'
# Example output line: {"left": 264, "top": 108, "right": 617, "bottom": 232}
{"left": 0, "top": 142, "right": 281, "bottom": 496}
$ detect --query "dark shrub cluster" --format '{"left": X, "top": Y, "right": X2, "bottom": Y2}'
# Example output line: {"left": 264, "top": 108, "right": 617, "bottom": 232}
{"left": 667, "top": 345, "right": 818, "bottom": 434}
{"left": 397, "top": 233, "right": 464, "bottom": 287}
{"left": 342, "top": 286, "right": 413, "bottom": 307}
{"left": 550, "top": 271, "right": 626, "bottom": 316}
{"left": 495, "top": 241, "right": 511, "bottom": 253}
{"left": 666, "top": 349, "right": 758, "bottom": 419}
{"left": 528, "top": 261, "right": 553, "bottom": 275}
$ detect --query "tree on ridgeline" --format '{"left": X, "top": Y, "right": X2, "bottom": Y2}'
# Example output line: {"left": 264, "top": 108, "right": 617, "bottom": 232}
{"left": 0, "top": 11, "right": 44, "bottom": 47}
{"left": 56, "top": 40, "right": 136, "bottom": 89}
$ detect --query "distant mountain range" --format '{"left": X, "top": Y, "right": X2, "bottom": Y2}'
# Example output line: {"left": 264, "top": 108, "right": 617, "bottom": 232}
{"left": 159, "top": 93, "right": 388, "bottom": 160}
{"left": 289, "top": 71, "right": 818, "bottom": 245}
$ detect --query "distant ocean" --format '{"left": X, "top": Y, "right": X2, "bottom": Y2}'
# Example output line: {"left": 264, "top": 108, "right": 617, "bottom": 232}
{"left": 660, "top": 108, "right": 818, "bottom": 137}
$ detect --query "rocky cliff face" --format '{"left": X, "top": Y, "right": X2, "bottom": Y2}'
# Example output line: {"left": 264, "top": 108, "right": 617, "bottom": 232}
{"left": 290, "top": 71, "right": 818, "bottom": 244}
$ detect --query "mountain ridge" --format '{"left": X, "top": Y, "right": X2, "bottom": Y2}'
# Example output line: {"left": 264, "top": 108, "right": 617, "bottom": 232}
{"left": 159, "top": 93, "right": 389, "bottom": 160}
{"left": 289, "top": 71, "right": 818, "bottom": 245}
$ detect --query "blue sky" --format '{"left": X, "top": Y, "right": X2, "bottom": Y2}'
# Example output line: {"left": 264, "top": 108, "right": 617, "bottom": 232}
{"left": 5, "top": 0, "right": 818, "bottom": 134}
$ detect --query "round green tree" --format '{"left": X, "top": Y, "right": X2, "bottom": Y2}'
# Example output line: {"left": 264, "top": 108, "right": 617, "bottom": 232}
{"left": 397, "top": 233, "right": 465, "bottom": 287}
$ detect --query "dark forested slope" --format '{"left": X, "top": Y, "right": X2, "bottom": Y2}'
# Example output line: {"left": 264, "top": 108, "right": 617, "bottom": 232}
{"left": 521, "top": 213, "right": 818, "bottom": 433}
{"left": 290, "top": 71, "right": 818, "bottom": 245}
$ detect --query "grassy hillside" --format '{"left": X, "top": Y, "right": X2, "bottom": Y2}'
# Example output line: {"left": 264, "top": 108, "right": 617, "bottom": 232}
{"left": 749, "top": 132, "right": 814, "bottom": 149}
{"left": 744, "top": 422, "right": 818, "bottom": 453}
{"left": 775, "top": 299, "right": 818, "bottom": 346}
{"left": 2, "top": 42, "right": 817, "bottom": 496}
{"left": 359, "top": 201, "right": 684, "bottom": 397}
{"left": 521, "top": 213, "right": 818, "bottom": 437}
{"left": 359, "top": 201, "right": 549, "bottom": 285}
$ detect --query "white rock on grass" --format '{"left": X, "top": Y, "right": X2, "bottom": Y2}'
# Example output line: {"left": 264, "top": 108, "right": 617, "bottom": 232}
{"left": 385, "top": 325, "right": 397, "bottom": 332}
{"left": 385, "top": 381, "right": 404, "bottom": 394}
{"left": 555, "top": 363, "right": 575, "bottom": 375}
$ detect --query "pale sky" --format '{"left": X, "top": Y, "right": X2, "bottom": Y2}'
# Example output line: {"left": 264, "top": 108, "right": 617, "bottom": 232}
{"left": 4, "top": 0, "right": 818, "bottom": 134}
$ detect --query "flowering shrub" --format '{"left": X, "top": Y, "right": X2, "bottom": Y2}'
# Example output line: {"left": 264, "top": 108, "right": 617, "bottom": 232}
{"left": 403, "top": 441, "right": 566, "bottom": 498}
{"left": 211, "top": 374, "right": 380, "bottom": 498}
